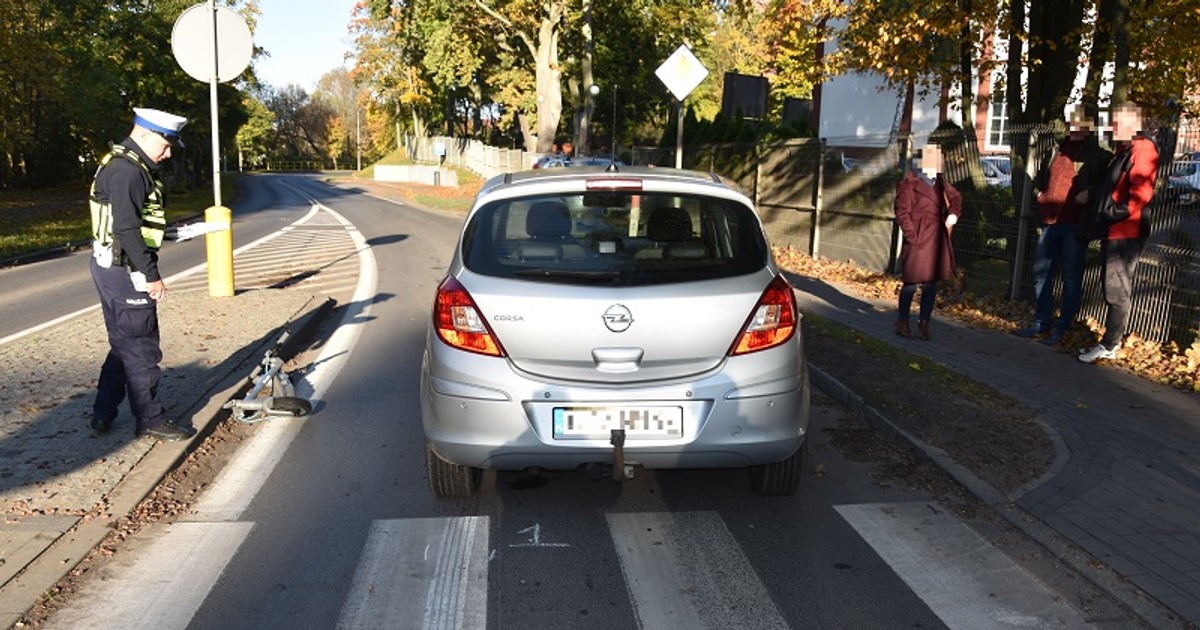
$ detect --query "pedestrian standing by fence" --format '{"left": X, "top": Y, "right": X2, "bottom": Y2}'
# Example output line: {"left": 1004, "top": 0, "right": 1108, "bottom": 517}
{"left": 88, "top": 107, "right": 196, "bottom": 440}
{"left": 1078, "top": 102, "right": 1160, "bottom": 364}
{"left": 1016, "top": 109, "right": 1112, "bottom": 345}
{"left": 893, "top": 144, "right": 963, "bottom": 341}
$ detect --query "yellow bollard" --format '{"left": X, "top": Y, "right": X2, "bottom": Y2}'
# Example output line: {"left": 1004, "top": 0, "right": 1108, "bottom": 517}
{"left": 205, "top": 205, "right": 235, "bottom": 297}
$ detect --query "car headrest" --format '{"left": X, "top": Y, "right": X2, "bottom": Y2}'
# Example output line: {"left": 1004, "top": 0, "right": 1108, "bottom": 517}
{"left": 526, "top": 202, "right": 571, "bottom": 239}
{"left": 647, "top": 206, "right": 693, "bottom": 242}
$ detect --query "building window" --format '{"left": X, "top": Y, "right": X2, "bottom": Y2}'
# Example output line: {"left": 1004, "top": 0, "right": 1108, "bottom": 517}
{"left": 987, "top": 90, "right": 1009, "bottom": 150}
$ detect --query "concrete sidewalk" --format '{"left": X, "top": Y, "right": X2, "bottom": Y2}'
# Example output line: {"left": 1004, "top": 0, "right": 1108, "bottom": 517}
{"left": 793, "top": 273, "right": 1200, "bottom": 630}
{"left": 0, "top": 285, "right": 333, "bottom": 629}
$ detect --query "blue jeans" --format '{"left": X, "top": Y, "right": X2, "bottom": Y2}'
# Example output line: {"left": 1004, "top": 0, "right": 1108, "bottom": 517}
{"left": 1031, "top": 223, "right": 1085, "bottom": 335}
{"left": 898, "top": 281, "right": 937, "bottom": 322}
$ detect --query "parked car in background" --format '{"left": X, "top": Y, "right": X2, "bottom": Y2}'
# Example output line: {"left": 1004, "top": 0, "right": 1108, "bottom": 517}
{"left": 981, "top": 155, "right": 1012, "bottom": 187}
{"left": 1169, "top": 160, "right": 1200, "bottom": 211}
{"left": 420, "top": 166, "right": 811, "bottom": 497}
{"left": 533, "top": 154, "right": 572, "bottom": 169}
{"left": 569, "top": 156, "right": 625, "bottom": 168}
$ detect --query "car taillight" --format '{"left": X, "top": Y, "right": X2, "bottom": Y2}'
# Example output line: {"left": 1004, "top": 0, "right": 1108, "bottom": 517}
{"left": 433, "top": 276, "right": 506, "bottom": 357}
{"left": 729, "top": 275, "right": 798, "bottom": 355}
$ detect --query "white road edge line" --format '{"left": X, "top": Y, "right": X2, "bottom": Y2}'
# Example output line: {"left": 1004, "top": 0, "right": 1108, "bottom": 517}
{"left": 189, "top": 199, "right": 376, "bottom": 521}
{"left": 41, "top": 522, "right": 254, "bottom": 630}
{"left": 0, "top": 201, "right": 321, "bottom": 347}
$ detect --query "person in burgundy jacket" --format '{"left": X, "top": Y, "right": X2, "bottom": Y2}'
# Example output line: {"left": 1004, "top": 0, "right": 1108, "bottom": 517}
{"left": 893, "top": 144, "right": 963, "bottom": 341}
{"left": 1079, "top": 103, "right": 1160, "bottom": 364}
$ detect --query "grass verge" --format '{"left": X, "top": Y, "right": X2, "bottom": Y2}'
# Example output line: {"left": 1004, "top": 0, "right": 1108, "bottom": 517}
{"left": 0, "top": 176, "right": 241, "bottom": 261}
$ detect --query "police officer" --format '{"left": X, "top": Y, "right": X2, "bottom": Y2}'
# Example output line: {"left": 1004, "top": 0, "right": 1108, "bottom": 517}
{"left": 89, "top": 107, "right": 195, "bottom": 441}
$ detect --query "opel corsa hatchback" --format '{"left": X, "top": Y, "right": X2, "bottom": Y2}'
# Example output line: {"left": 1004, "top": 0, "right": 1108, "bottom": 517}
{"left": 420, "top": 166, "right": 810, "bottom": 497}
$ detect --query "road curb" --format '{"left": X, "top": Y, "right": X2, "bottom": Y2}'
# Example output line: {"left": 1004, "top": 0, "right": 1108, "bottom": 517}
{"left": 0, "top": 293, "right": 335, "bottom": 630}
{"left": 807, "top": 362, "right": 1191, "bottom": 630}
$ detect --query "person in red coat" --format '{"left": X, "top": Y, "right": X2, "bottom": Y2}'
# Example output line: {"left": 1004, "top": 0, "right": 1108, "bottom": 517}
{"left": 1078, "top": 103, "right": 1160, "bottom": 363}
{"left": 893, "top": 144, "right": 963, "bottom": 341}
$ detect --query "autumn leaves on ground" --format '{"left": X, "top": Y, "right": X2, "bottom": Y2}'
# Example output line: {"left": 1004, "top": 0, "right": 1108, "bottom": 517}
{"left": 774, "top": 247, "right": 1200, "bottom": 393}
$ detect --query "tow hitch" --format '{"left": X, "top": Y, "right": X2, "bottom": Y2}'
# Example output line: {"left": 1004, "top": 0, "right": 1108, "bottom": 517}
{"left": 583, "top": 429, "right": 636, "bottom": 481}
{"left": 611, "top": 428, "right": 628, "bottom": 479}
{"left": 222, "top": 327, "right": 312, "bottom": 424}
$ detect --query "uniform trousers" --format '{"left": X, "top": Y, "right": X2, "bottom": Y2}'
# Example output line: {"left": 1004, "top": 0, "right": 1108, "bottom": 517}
{"left": 90, "top": 257, "right": 164, "bottom": 428}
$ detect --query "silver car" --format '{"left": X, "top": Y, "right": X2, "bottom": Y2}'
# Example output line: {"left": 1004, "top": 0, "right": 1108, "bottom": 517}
{"left": 420, "top": 166, "right": 810, "bottom": 496}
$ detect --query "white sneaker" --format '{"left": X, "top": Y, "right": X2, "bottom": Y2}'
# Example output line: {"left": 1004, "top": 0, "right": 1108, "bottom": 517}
{"left": 1078, "top": 343, "right": 1119, "bottom": 364}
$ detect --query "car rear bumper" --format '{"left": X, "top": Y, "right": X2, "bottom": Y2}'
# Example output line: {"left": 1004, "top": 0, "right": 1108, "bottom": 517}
{"left": 421, "top": 340, "right": 810, "bottom": 470}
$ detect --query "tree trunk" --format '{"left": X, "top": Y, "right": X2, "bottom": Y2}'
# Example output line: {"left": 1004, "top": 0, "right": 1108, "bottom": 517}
{"left": 1024, "top": 0, "right": 1086, "bottom": 123}
{"left": 959, "top": 0, "right": 975, "bottom": 132}
{"left": 1111, "top": 0, "right": 1131, "bottom": 105}
{"left": 1082, "top": 0, "right": 1118, "bottom": 122}
{"left": 534, "top": 20, "right": 563, "bottom": 154}
{"left": 1005, "top": 0, "right": 1024, "bottom": 123}
{"left": 518, "top": 112, "right": 536, "bottom": 152}
{"left": 575, "top": 0, "right": 595, "bottom": 156}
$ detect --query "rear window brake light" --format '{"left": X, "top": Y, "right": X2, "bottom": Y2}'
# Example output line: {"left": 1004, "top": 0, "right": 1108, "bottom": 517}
{"left": 586, "top": 178, "right": 643, "bottom": 191}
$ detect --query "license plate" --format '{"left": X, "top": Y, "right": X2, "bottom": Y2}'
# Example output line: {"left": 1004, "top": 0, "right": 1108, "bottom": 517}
{"left": 553, "top": 406, "right": 683, "bottom": 440}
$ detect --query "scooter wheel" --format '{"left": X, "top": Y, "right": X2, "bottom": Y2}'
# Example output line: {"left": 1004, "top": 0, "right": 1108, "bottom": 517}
{"left": 270, "top": 396, "right": 312, "bottom": 417}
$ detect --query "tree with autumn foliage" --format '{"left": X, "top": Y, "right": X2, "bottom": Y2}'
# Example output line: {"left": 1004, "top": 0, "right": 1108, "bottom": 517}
{"left": 834, "top": 0, "right": 1200, "bottom": 129}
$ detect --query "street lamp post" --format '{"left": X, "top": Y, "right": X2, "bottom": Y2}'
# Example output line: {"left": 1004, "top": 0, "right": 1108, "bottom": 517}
{"left": 611, "top": 85, "right": 617, "bottom": 159}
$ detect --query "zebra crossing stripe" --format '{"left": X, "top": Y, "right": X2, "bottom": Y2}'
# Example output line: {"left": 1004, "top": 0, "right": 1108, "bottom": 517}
{"left": 606, "top": 511, "right": 789, "bottom": 630}
{"left": 337, "top": 517, "right": 489, "bottom": 630}
{"left": 836, "top": 502, "right": 1095, "bottom": 630}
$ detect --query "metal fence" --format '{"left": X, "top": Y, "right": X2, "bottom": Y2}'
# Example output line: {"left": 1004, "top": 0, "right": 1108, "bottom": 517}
{"left": 631, "top": 127, "right": 1199, "bottom": 348}
{"left": 415, "top": 128, "right": 1200, "bottom": 348}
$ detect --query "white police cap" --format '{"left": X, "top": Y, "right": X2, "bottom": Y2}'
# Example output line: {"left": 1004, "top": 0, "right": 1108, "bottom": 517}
{"left": 133, "top": 107, "right": 187, "bottom": 146}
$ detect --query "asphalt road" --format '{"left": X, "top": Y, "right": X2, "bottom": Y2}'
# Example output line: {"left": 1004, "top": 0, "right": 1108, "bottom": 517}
{"left": 10, "top": 174, "right": 1136, "bottom": 629}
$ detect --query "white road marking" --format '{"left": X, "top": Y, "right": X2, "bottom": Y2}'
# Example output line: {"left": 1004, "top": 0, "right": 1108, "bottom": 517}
{"left": 41, "top": 522, "right": 253, "bottom": 630}
{"left": 606, "top": 511, "right": 790, "bottom": 630}
{"left": 337, "top": 517, "right": 489, "bottom": 630}
{"left": 185, "top": 202, "right": 375, "bottom": 521}
{"left": 836, "top": 502, "right": 1096, "bottom": 629}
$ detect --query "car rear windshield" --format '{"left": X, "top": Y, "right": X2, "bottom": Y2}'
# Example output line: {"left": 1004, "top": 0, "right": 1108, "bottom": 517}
{"left": 461, "top": 192, "right": 770, "bottom": 286}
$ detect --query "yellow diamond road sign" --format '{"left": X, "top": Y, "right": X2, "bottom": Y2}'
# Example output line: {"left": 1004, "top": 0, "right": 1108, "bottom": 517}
{"left": 655, "top": 45, "right": 708, "bottom": 101}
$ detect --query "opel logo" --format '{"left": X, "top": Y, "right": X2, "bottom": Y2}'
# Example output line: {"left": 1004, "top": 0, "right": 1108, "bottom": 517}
{"left": 602, "top": 304, "right": 634, "bottom": 333}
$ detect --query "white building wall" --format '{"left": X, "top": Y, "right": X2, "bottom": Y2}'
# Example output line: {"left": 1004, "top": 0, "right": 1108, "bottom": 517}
{"left": 817, "top": 20, "right": 961, "bottom": 149}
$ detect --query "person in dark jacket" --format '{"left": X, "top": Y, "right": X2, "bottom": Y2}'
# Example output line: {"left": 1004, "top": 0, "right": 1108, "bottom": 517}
{"left": 88, "top": 107, "right": 195, "bottom": 441}
{"left": 1016, "top": 110, "right": 1112, "bottom": 345}
{"left": 1079, "top": 103, "right": 1159, "bottom": 364}
{"left": 894, "top": 144, "right": 963, "bottom": 341}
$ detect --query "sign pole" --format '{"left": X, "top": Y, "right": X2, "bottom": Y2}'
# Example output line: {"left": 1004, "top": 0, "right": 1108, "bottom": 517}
{"left": 209, "top": 0, "right": 221, "bottom": 206}
{"left": 173, "top": 1, "right": 252, "bottom": 297}
{"left": 675, "top": 101, "right": 684, "bottom": 169}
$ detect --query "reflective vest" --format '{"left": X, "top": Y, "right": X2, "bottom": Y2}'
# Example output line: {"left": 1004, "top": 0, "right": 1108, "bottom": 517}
{"left": 90, "top": 144, "right": 166, "bottom": 251}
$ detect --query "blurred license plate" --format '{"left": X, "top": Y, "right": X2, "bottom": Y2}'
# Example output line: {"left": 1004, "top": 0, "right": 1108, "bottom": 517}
{"left": 553, "top": 406, "right": 683, "bottom": 440}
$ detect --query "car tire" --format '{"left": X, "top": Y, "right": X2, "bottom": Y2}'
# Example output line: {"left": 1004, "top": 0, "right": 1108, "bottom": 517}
{"left": 426, "top": 441, "right": 482, "bottom": 497}
{"left": 748, "top": 444, "right": 804, "bottom": 496}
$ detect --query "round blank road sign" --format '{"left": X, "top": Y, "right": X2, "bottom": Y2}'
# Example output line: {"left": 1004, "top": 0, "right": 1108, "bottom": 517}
{"left": 172, "top": 4, "right": 253, "bottom": 83}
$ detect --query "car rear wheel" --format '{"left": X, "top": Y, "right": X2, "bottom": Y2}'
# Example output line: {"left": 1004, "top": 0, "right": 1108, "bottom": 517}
{"left": 748, "top": 443, "right": 804, "bottom": 496}
{"left": 426, "top": 441, "right": 482, "bottom": 497}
